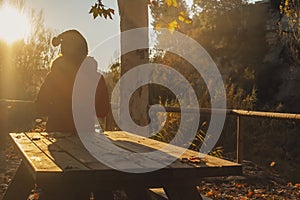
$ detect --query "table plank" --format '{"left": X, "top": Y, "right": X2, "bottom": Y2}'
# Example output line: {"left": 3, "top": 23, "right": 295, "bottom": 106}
{"left": 109, "top": 138, "right": 194, "bottom": 169}
{"left": 104, "top": 131, "right": 241, "bottom": 168}
{"left": 43, "top": 132, "right": 112, "bottom": 170}
{"left": 9, "top": 133, "right": 62, "bottom": 174}
{"left": 41, "top": 132, "right": 164, "bottom": 171}
{"left": 25, "top": 132, "right": 89, "bottom": 171}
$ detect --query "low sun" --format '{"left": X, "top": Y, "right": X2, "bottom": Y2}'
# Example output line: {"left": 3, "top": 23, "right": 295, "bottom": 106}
{"left": 0, "top": 5, "right": 30, "bottom": 44}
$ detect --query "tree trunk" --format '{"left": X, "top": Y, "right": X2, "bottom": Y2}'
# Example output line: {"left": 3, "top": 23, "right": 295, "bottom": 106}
{"left": 117, "top": 0, "right": 149, "bottom": 132}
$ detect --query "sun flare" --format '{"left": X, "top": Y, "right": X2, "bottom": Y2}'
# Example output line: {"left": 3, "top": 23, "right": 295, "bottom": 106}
{"left": 0, "top": 5, "right": 30, "bottom": 44}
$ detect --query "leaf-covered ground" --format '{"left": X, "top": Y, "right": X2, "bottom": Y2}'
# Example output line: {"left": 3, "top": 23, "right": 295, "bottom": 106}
{"left": 0, "top": 139, "right": 299, "bottom": 200}
{"left": 198, "top": 160, "right": 300, "bottom": 199}
{"left": 0, "top": 138, "right": 21, "bottom": 200}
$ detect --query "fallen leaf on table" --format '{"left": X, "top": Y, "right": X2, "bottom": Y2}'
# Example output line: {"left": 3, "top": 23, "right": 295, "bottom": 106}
{"left": 270, "top": 161, "right": 276, "bottom": 167}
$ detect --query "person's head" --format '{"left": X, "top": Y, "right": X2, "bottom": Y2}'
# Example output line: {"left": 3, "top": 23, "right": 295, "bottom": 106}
{"left": 52, "top": 30, "right": 88, "bottom": 62}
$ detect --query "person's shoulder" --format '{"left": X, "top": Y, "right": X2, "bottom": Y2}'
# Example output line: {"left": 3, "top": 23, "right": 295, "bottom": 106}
{"left": 84, "top": 56, "right": 98, "bottom": 66}
{"left": 81, "top": 56, "right": 99, "bottom": 72}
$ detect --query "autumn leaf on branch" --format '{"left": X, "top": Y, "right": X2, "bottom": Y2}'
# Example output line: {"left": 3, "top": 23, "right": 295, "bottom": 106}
{"left": 89, "top": 0, "right": 115, "bottom": 20}
{"left": 89, "top": 4, "right": 99, "bottom": 19}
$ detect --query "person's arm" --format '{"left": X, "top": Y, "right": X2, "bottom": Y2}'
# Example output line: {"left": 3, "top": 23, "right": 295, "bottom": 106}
{"left": 35, "top": 72, "right": 54, "bottom": 116}
{"left": 35, "top": 58, "right": 61, "bottom": 116}
{"left": 95, "top": 75, "right": 110, "bottom": 118}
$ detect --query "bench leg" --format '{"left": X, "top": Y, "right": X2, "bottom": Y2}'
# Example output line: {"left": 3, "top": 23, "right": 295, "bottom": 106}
{"left": 2, "top": 161, "right": 35, "bottom": 200}
{"left": 164, "top": 186, "right": 203, "bottom": 200}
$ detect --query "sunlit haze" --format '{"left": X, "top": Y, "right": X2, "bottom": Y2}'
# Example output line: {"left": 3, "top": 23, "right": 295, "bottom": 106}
{"left": 0, "top": 5, "right": 30, "bottom": 44}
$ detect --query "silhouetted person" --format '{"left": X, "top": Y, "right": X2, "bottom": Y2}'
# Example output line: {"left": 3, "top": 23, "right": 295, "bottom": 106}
{"left": 36, "top": 30, "right": 109, "bottom": 132}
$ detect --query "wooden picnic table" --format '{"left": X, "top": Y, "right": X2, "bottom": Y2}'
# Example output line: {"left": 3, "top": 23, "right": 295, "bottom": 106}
{"left": 3, "top": 131, "right": 242, "bottom": 200}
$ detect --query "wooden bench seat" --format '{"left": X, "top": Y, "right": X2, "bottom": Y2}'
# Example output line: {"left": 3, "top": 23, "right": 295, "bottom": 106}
{"left": 4, "top": 131, "right": 242, "bottom": 200}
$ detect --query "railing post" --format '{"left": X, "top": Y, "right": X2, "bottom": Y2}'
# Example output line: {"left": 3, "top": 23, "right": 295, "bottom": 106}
{"left": 236, "top": 115, "right": 243, "bottom": 163}
{"left": 105, "top": 109, "right": 114, "bottom": 131}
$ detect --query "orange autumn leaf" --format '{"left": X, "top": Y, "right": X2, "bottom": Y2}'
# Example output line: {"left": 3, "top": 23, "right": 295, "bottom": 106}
{"left": 247, "top": 189, "right": 254, "bottom": 197}
{"left": 206, "top": 191, "right": 214, "bottom": 197}
{"left": 255, "top": 193, "right": 262, "bottom": 198}
{"left": 34, "top": 193, "right": 39, "bottom": 199}
{"left": 235, "top": 183, "right": 245, "bottom": 188}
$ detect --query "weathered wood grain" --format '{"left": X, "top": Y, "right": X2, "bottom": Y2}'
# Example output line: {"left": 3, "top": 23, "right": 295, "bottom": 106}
{"left": 10, "top": 133, "right": 61, "bottom": 174}
{"left": 26, "top": 132, "right": 89, "bottom": 171}
{"left": 9, "top": 131, "right": 242, "bottom": 199}
{"left": 11, "top": 131, "right": 241, "bottom": 177}
{"left": 105, "top": 131, "right": 241, "bottom": 168}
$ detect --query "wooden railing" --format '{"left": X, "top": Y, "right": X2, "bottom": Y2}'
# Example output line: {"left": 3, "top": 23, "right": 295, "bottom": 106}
{"left": 0, "top": 99, "right": 35, "bottom": 131}
{"left": 146, "top": 106, "right": 300, "bottom": 163}
{"left": 1, "top": 100, "right": 300, "bottom": 164}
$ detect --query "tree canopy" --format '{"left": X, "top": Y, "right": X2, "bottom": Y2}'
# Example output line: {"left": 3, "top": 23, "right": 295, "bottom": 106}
{"left": 90, "top": 0, "right": 192, "bottom": 30}
{"left": 0, "top": 6, "right": 56, "bottom": 100}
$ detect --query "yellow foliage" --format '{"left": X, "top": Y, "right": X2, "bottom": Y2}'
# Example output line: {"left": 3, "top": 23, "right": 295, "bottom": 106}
{"left": 172, "top": 0, "right": 178, "bottom": 7}
{"left": 285, "top": 0, "right": 289, "bottom": 6}
{"left": 178, "top": 15, "right": 185, "bottom": 22}
{"left": 155, "top": 23, "right": 162, "bottom": 30}
{"left": 165, "top": 0, "right": 172, "bottom": 6}
{"left": 178, "top": 11, "right": 192, "bottom": 24}
{"left": 165, "top": 0, "right": 178, "bottom": 7}
{"left": 167, "top": 20, "right": 179, "bottom": 33}
{"left": 185, "top": 19, "right": 192, "bottom": 24}
{"left": 286, "top": 12, "right": 290, "bottom": 17}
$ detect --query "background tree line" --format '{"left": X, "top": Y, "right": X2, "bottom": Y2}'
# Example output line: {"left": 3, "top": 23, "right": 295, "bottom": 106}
{"left": 0, "top": 2, "right": 56, "bottom": 101}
